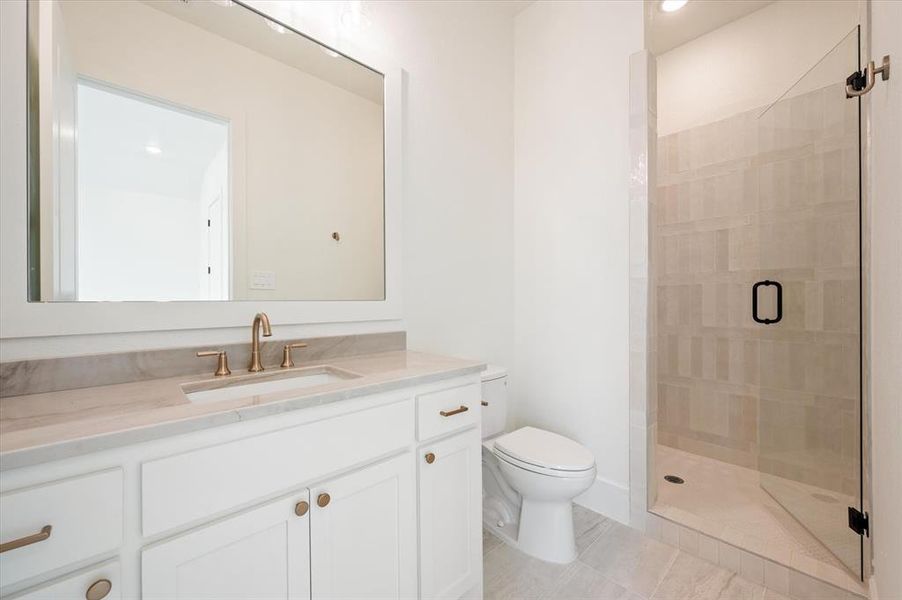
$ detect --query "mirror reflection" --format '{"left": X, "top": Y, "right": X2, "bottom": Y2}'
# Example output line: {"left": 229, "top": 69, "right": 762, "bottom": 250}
{"left": 29, "top": 0, "right": 385, "bottom": 302}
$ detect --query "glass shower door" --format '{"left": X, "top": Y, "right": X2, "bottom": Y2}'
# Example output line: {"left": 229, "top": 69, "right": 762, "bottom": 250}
{"left": 754, "top": 29, "right": 862, "bottom": 578}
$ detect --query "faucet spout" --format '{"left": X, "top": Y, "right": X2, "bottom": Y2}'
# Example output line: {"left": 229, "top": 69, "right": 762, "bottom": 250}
{"left": 249, "top": 312, "right": 272, "bottom": 372}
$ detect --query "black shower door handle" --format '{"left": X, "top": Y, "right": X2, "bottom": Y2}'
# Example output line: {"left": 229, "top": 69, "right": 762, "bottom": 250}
{"left": 752, "top": 280, "right": 782, "bottom": 324}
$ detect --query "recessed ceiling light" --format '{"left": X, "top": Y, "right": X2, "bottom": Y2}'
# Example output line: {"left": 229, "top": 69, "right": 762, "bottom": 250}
{"left": 144, "top": 144, "right": 162, "bottom": 155}
{"left": 660, "top": 0, "right": 688, "bottom": 12}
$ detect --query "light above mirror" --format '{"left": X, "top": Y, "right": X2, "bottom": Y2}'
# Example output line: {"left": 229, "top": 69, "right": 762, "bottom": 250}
{"left": 27, "top": 0, "right": 386, "bottom": 303}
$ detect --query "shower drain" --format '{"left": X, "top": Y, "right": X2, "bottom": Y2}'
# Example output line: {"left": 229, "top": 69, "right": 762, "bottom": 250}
{"left": 664, "top": 475, "right": 685, "bottom": 484}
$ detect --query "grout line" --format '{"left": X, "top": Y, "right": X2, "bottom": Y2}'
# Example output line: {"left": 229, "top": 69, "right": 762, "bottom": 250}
{"left": 576, "top": 513, "right": 613, "bottom": 560}
{"left": 572, "top": 559, "right": 641, "bottom": 599}
{"left": 647, "top": 547, "right": 681, "bottom": 600}
{"left": 575, "top": 519, "right": 612, "bottom": 560}
{"left": 545, "top": 559, "right": 582, "bottom": 599}
{"left": 482, "top": 530, "right": 506, "bottom": 560}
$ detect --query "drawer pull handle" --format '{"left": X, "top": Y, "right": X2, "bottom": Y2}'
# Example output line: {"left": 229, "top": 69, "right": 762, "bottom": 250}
{"left": 425, "top": 452, "right": 436, "bottom": 464}
{"left": 85, "top": 579, "right": 112, "bottom": 600}
{"left": 0, "top": 525, "right": 52, "bottom": 554}
{"left": 440, "top": 405, "right": 469, "bottom": 417}
{"left": 317, "top": 493, "right": 331, "bottom": 508}
{"left": 481, "top": 400, "right": 489, "bottom": 406}
{"left": 295, "top": 501, "right": 309, "bottom": 517}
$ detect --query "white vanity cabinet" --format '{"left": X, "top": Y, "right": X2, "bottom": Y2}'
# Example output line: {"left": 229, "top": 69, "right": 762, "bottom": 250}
{"left": 142, "top": 452, "right": 416, "bottom": 600}
{"left": 9, "top": 561, "right": 121, "bottom": 600}
{"left": 0, "top": 373, "right": 482, "bottom": 600}
{"left": 415, "top": 383, "right": 483, "bottom": 599}
{"left": 418, "top": 428, "right": 482, "bottom": 600}
{"left": 309, "top": 453, "right": 417, "bottom": 599}
{"left": 0, "top": 469, "right": 123, "bottom": 590}
{"left": 142, "top": 492, "right": 312, "bottom": 600}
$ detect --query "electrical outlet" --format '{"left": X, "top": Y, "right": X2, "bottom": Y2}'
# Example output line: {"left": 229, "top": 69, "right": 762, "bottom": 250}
{"left": 250, "top": 271, "right": 276, "bottom": 290}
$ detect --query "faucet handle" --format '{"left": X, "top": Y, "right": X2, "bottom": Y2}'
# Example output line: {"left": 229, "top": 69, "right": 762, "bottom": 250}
{"left": 281, "top": 343, "right": 308, "bottom": 369}
{"left": 197, "top": 350, "right": 231, "bottom": 377}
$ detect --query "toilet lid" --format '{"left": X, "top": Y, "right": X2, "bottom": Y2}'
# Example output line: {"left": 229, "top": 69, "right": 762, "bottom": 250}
{"left": 493, "top": 426, "right": 595, "bottom": 472}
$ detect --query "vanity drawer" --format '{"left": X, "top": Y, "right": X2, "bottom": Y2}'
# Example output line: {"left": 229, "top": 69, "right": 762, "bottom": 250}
{"left": 0, "top": 469, "right": 123, "bottom": 589}
{"left": 142, "top": 399, "right": 413, "bottom": 537}
{"left": 10, "top": 560, "right": 121, "bottom": 600}
{"left": 416, "top": 384, "right": 480, "bottom": 441}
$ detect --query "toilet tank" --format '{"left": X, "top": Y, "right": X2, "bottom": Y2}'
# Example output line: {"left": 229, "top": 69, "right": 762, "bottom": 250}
{"left": 481, "top": 365, "right": 508, "bottom": 438}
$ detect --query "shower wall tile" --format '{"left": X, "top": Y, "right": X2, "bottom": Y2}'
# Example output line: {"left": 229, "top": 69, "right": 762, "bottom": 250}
{"left": 629, "top": 49, "right": 657, "bottom": 525}
{"left": 655, "top": 82, "right": 860, "bottom": 479}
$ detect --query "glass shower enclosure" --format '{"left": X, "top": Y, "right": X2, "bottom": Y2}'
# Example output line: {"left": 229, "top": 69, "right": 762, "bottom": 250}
{"left": 754, "top": 28, "right": 863, "bottom": 578}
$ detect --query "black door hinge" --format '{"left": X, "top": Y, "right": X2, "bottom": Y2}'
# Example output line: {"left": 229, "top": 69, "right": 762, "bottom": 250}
{"left": 846, "top": 70, "right": 867, "bottom": 93}
{"left": 848, "top": 507, "right": 869, "bottom": 537}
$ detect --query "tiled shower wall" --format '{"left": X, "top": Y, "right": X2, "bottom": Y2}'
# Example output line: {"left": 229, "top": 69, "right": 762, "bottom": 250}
{"left": 655, "top": 82, "right": 860, "bottom": 496}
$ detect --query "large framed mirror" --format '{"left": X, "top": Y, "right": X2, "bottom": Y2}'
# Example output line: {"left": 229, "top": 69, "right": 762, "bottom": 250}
{"left": 29, "top": 0, "right": 385, "bottom": 303}
{"left": 0, "top": 0, "right": 402, "bottom": 338}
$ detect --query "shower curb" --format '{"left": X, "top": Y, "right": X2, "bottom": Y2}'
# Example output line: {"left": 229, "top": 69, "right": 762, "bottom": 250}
{"left": 647, "top": 510, "right": 868, "bottom": 600}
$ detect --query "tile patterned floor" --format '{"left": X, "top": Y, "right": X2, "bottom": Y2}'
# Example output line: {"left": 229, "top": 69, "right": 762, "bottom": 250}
{"left": 483, "top": 506, "right": 792, "bottom": 600}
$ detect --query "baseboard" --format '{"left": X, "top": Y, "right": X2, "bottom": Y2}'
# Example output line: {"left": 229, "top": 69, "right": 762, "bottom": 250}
{"left": 575, "top": 475, "right": 630, "bottom": 525}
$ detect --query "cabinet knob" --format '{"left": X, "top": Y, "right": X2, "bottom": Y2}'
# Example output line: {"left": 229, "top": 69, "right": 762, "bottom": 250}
{"left": 85, "top": 579, "right": 112, "bottom": 600}
{"left": 317, "top": 493, "right": 331, "bottom": 508}
{"left": 295, "top": 500, "right": 309, "bottom": 516}
{"left": 425, "top": 452, "right": 436, "bottom": 464}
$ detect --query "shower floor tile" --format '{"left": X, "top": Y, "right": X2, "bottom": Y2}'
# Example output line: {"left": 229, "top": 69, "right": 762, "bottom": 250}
{"left": 651, "top": 445, "right": 866, "bottom": 597}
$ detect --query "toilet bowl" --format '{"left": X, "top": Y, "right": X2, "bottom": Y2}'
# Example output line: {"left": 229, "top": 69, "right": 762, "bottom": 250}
{"left": 481, "top": 367, "right": 596, "bottom": 564}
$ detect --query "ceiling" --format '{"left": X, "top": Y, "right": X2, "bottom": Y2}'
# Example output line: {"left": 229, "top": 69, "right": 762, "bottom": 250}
{"left": 139, "top": 0, "right": 384, "bottom": 104}
{"left": 646, "top": 0, "right": 776, "bottom": 55}
{"left": 77, "top": 80, "right": 228, "bottom": 199}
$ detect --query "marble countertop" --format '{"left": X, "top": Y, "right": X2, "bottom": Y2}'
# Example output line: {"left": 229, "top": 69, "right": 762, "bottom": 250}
{"left": 0, "top": 351, "right": 484, "bottom": 471}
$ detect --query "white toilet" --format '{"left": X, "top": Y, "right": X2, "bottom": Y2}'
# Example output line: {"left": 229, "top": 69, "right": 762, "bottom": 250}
{"left": 481, "top": 366, "right": 596, "bottom": 564}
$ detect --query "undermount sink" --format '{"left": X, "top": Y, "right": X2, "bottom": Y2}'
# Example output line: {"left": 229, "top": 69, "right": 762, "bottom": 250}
{"left": 182, "top": 365, "right": 361, "bottom": 404}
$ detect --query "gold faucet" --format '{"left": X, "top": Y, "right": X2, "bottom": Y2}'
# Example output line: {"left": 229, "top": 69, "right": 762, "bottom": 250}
{"left": 249, "top": 312, "right": 272, "bottom": 372}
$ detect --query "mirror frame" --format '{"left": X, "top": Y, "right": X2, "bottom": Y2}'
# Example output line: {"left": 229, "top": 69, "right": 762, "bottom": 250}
{"left": 0, "top": 0, "right": 404, "bottom": 339}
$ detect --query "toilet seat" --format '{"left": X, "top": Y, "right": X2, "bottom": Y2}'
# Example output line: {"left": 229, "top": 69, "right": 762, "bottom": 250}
{"left": 493, "top": 426, "right": 595, "bottom": 479}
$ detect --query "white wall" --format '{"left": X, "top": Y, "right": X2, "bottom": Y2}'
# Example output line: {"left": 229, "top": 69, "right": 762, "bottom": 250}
{"left": 0, "top": 0, "right": 515, "bottom": 368}
{"left": 513, "top": 0, "right": 644, "bottom": 522}
{"left": 868, "top": 2, "right": 902, "bottom": 598}
{"left": 368, "top": 1, "right": 515, "bottom": 368}
{"left": 656, "top": 0, "right": 860, "bottom": 136}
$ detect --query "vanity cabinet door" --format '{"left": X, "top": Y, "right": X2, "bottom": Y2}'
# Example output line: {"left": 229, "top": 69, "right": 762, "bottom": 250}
{"left": 309, "top": 453, "right": 416, "bottom": 600}
{"left": 418, "top": 428, "right": 482, "bottom": 599}
{"left": 142, "top": 492, "right": 311, "bottom": 600}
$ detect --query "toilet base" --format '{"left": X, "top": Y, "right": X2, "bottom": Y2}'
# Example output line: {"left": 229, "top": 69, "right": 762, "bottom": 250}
{"left": 516, "top": 498, "right": 578, "bottom": 564}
